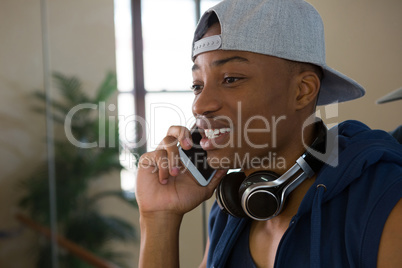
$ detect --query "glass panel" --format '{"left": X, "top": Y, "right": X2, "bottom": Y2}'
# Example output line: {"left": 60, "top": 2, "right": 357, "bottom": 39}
{"left": 120, "top": 168, "right": 137, "bottom": 196}
{"left": 201, "top": 0, "right": 222, "bottom": 13}
{"left": 0, "top": 1, "right": 139, "bottom": 267}
{"left": 142, "top": 0, "right": 195, "bottom": 92}
{"left": 114, "top": 0, "right": 134, "bottom": 92}
{"left": 145, "top": 92, "right": 195, "bottom": 151}
{"left": 118, "top": 93, "right": 138, "bottom": 193}
{"left": 118, "top": 93, "right": 136, "bottom": 145}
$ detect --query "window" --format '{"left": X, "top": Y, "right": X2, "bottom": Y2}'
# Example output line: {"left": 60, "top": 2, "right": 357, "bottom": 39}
{"left": 114, "top": 0, "right": 221, "bottom": 193}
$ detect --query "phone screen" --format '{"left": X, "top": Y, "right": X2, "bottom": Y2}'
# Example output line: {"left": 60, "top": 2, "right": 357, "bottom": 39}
{"left": 179, "top": 128, "right": 216, "bottom": 185}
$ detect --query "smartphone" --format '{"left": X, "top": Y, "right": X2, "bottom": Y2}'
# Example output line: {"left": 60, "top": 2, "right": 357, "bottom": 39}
{"left": 178, "top": 127, "right": 217, "bottom": 186}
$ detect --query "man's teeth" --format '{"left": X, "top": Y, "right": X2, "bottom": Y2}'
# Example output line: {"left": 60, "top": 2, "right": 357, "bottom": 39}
{"left": 204, "top": 128, "right": 231, "bottom": 139}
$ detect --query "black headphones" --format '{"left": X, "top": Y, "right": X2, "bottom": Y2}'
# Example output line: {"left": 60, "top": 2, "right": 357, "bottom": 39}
{"left": 216, "top": 120, "right": 327, "bottom": 221}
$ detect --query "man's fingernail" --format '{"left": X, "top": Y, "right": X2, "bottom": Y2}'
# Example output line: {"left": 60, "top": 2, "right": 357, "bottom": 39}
{"left": 185, "top": 138, "right": 193, "bottom": 148}
{"left": 171, "top": 167, "right": 180, "bottom": 176}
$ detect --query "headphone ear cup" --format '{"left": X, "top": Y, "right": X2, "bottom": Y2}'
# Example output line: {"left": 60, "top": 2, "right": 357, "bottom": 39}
{"left": 239, "top": 171, "right": 280, "bottom": 220}
{"left": 216, "top": 172, "right": 248, "bottom": 218}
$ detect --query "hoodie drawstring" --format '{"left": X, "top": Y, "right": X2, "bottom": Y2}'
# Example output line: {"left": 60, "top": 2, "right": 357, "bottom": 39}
{"left": 310, "top": 184, "right": 326, "bottom": 268}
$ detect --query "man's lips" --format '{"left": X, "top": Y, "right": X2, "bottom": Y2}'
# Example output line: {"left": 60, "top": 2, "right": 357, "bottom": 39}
{"left": 196, "top": 119, "right": 230, "bottom": 134}
{"left": 199, "top": 128, "right": 232, "bottom": 150}
{"left": 204, "top": 128, "right": 231, "bottom": 139}
{"left": 196, "top": 118, "right": 232, "bottom": 149}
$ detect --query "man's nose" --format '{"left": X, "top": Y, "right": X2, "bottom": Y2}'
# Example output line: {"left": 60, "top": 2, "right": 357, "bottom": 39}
{"left": 192, "top": 84, "right": 222, "bottom": 116}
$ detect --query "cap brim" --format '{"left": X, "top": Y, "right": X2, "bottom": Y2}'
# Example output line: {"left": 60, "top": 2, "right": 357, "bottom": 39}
{"left": 376, "top": 87, "right": 402, "bottom": 104}
{"left": 317, "top": 66, "right": 366, "bottom": 106}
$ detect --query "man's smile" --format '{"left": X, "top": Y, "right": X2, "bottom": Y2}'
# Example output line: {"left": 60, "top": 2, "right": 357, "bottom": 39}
{"left": 204, "top": 128, "right": 231, "bottom": 139}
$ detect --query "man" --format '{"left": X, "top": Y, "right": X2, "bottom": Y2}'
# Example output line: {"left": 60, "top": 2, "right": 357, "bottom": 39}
{"left": 136, "top": 0, "right": 402, "bottom": 267}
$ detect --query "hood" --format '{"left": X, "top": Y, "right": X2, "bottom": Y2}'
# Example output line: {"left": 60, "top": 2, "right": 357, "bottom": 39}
{"left": 298, "top": 120, "right": 402, "bottom": 216}
{"left": 296, "top": 120, "right": 402, "bottom": 268}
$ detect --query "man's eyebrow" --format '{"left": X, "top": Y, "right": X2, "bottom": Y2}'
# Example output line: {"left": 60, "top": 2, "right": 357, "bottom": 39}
{"left": 192, "top": 56, "right": 250, "bottom": 72}
{"left": 192, "top": 64, "right": 200, "bottom": 72}
{"left": 212, "top": 56, "right": 249, "bottom": 67}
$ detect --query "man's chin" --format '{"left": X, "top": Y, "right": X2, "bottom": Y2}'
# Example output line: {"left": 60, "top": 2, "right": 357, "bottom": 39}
{"left": 206, "top": 150, "right": 244, "bottom": 170}
{"left": 206, "top": 153, "right": 233, "bottom": 170}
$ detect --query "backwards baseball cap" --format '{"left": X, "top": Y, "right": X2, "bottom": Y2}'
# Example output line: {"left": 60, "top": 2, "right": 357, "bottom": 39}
{"left": 192, "top": 0, "right": 365, "bottom": 106}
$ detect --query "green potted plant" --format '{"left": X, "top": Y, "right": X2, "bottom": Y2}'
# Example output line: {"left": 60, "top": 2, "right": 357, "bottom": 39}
{"left": 18, "top": 72, "right": 137, "bottom": 268}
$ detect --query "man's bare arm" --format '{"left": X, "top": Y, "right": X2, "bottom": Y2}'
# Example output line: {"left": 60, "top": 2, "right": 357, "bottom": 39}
{"left": 377, "top": 199, "right": 402, "bottom": 267}
{"left": 139, "top": 213, "right": 182, "bottom": 268}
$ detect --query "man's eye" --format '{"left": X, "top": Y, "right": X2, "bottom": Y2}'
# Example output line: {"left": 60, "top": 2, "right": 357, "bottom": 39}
{"left": 190, "top": 84, "right": 203, "bottom": 92}
{"left": 223, "top": 77, "right": 239, "bottom": 84}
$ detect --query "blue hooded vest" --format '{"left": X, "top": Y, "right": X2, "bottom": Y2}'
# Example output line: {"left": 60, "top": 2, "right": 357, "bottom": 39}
{"left": 207, "top": 120, "right": 402, "bottom": 268}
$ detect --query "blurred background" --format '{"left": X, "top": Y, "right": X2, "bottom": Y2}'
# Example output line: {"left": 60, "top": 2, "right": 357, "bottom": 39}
{"left": 0, "top": 0, "right": 400, "bottom": 267}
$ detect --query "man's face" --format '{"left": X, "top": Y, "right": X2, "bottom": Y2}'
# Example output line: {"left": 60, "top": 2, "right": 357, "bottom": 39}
{"left": 191, "top": 47, "right": 300, "bottom": 172}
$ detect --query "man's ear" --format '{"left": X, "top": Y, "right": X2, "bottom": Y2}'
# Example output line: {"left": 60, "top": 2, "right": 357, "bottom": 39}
{"left": 294, "top": 71, "right": 320, "bottom": 110}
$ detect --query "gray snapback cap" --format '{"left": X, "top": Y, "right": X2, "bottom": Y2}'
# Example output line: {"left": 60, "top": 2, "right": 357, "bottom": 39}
{"left": 191, "top": 0, "right": 366, "bottom": 106}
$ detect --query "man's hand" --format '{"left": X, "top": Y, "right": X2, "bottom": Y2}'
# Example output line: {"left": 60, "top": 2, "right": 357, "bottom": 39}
{"left": 136, "top": 125, "right": 226, "bottom": 268}
{"left": 136, "top": 125, "right": 226, "bottom": 217}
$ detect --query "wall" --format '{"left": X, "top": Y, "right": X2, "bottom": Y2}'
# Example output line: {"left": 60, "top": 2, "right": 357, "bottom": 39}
{"left": 0, "top": 1, "right": 46, "bottom": 266}
{"left": 309, "top": 0, "right": 402, "bottom": 131}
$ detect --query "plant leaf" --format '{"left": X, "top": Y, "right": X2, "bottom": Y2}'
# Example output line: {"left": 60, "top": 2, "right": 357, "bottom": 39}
{"left": 94, "top": 71, "right": 117, "bottom": 102}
